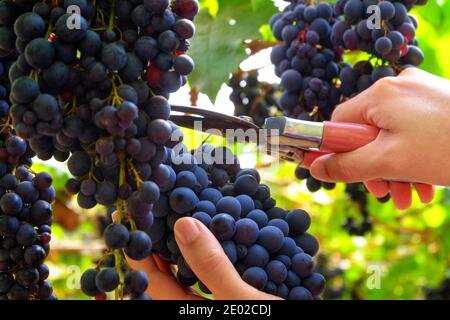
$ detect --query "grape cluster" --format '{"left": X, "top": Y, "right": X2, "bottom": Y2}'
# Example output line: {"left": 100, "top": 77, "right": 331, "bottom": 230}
{"left": 0, "top": 44, "right": 55, "bottom": 300}
{"left": 334, "top": 0, "right": 427, "bottom": 98}
{"left": 143, "top": 144, "right": 325, "bottom": 300}
{"left": 333, "top": 0, "right": 425, "bottom": 63}
{"left": 0, "top": 168, "right": 55, "bottom": 301}
{"left": 229, "top": 70, "right": 280, "bottom": 127}
{"left": 0, "top": 131, "right": 55, "bottom": 299}
{"left": 267, "top": 1, "right": 342, "bottom": 191}
{"left": 425, "top": 274, "right": 450, "bottom": 300}
{"left": 7, "top": 0, "right": 197, "bottom": 159}
{"left": 1, "top": 0, "right": 200, "bottom": 299}
{"left": 270, "top": 1, "right": 342, "bottom": 120}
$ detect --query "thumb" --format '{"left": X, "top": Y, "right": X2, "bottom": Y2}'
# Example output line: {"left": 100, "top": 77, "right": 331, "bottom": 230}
{"left": 309, "top": 143, "right": 385, "bottom": 183}
{"left": 174, "top": 217, "right": 277, "bottom": 300}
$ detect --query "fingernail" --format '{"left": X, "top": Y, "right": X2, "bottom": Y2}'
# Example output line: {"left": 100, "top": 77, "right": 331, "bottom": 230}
{"left": 174, "top": 218, "right": 201, "bottom": 245}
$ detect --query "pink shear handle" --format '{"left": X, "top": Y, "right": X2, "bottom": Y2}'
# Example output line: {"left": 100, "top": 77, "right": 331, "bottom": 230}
{"left": 303, "top": 151, "right": 328, "bottom": 167}
{"left": 320, "top": 121, "right": 379, "bottom": 153}
{"left": 302, "top": 122, "right": 379, "bottom": 167}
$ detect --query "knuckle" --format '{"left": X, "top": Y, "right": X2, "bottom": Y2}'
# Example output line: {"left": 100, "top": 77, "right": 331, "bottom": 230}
{"left": 373, "top": 76, "right": 398, "bottom": 93}
{"left": 364, "top": 102, "right": 382, "bottom": 123}
{"left": 399, "top": 66, "right": 420, "bottom": 77}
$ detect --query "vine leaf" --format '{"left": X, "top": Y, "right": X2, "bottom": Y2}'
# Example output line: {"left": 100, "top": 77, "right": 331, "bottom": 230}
{"left": 189, "top": 0, "right": 278, "bottom": 100}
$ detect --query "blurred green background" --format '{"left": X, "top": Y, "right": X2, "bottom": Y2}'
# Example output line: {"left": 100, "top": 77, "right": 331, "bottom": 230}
{"left": 44, "top": 0, "right": 450, "bottom": 300}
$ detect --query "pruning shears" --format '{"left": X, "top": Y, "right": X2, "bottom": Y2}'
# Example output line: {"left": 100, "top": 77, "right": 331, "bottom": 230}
{"left": 170, "top": 105, "right": 379, "bottom": 167}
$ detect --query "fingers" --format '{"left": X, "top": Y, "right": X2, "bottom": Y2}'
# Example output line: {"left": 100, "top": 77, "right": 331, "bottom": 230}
{"left": 174, "top": 217, "right": 280, "bottom": 300}
{"left": 309, "top": 142, "right": 384, "bottom": 183}
{"left": 389, "top": 182, "right": 412, "bottom": 210}
{"left": 364, "top": 180, "right": 435, "bottom": 208}
{"left": 364, "top": 180, "right": 390, "bottom": 198}
{"left": 414, "top": 183, "right": 435, "bottom": 204}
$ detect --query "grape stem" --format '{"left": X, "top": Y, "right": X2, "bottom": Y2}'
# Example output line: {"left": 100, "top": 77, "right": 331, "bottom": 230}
{"left": 45, "top": 24, "right": 54, "bottom": 39}
{"left": 246, "top": 40, "right": 280, "bottom": 55}
{"left": 97, "top": 9, "right": 107, "bottom": 27}
{"left": 108, "top": 0, "right": 116, "bottom": 31}
{"left": 29, "top": 69, "right": 39, "bottom": 81}
{"left": 107, "top": 77, "right": 125, "bottom": 106}
{"left": 115, "top": 160, "right": 127, "bottom": 224}
{"left": 127, "top": 159, "right": 144, "bottom": 187}
{"left": 50, "top": 0, "right": 60, "bottom": 8}
{"left": 0, "top": 116, "right": 11, "bottom": 135}
{"left": 96, "top": 251, "right": 115, "bottom": 268}
{"left": 189, "top": 88, "right": 199, "bottom": 106}
{"left": 113, "top": 249, "right": 124, "bottom": 300}
{"left": 91, "top": 27, "right": 108, "bottom": 31}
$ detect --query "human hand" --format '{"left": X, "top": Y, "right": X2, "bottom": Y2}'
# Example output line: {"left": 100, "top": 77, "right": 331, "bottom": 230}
{"left": 309, "top": 68, "right": 450, "bottom": 208}
{"left": 125, "top": 217, "right": 281, "bottom": 300}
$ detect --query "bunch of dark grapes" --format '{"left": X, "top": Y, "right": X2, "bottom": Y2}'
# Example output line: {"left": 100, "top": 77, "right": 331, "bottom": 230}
{"left": 268, "top": 1, "right": 342, "bottom": 190}
{"left": 0, "top": 132, "right": 55, "bottom": 300}
{"left": 1, "top": 0, "right": 200, "bottom": 300}
{"left": 229, "top": 70, "right": 280, "bottom": 127}
{"left": 0, "top": 44, "right": 55, "bottom": 300}
{"left": 333, "top": 0, "right": 425, "bottom": 63}
{"left": 0, "top": 166, "right": 56, "bottom": 301}
{"left": 333, "top": 0, "right": 427, "bottom": 98}
{"left": 270, "top": 0, "right": 342, "bottom": 120}
{"left": 143, "top": 143, "right": 326, "bottom": 300}
{"left": 315, "top": 254, "right": 346, "bottom": 299}
{"left": 425, "top": 273, "right": 450, "bottom": 300}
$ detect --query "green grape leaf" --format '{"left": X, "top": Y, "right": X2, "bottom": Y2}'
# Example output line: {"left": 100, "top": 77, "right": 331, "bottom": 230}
{"left": 189, "top": 0, "right": 278, "bottom": 100}
{"left": 260, "top": 24, "right": 277, "bottom": 42}
{"left": 199, "top": 0, "right": 219, "bottom": 16}
{"left": 413, "top": 0, "right": 444, "bottom": 29}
